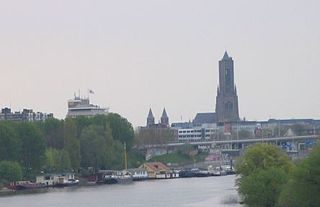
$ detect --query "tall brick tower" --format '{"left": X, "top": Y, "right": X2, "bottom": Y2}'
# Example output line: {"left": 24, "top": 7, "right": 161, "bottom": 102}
{"left": 215, "top": 51, "right": 240, "bottom": 123}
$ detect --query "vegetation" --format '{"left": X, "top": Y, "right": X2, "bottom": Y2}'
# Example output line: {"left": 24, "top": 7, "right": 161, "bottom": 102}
{"left": 151, "top": 144, "right": 207, "bottom": 166}
{"left": 236, "top": 143, "right": 292, "bottom": 207}
{"left": 0, "top": 161, "right": 22, "bottom": 184}
{"left": 134, "top": 127, "right": 175, "bottom": 146}
{"left": 278, "top": 144, "right": 320, "bottom": 207}
{"left": 0, "top": 113, "right": 135, "bottom": 185}
{"left": 236, "top": 142, "right": 320, "bottom": 207}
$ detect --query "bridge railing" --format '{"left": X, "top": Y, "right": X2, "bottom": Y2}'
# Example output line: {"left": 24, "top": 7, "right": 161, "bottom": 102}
{"left": 139, "top": 135, "right": 319, "bottom": 149}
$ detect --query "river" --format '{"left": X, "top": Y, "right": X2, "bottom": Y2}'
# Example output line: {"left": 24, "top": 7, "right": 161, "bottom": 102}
{"left": 0, "top": 175, "right": 241, "bottom": 207}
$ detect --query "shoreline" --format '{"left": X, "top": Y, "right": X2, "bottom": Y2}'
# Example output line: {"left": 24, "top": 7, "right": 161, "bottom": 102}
{"left": 0, "top": 174, "right": 236, "bottom": 198}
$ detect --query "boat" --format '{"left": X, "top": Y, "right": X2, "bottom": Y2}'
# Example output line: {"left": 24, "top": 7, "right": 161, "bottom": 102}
{"left": 179, "top": 168, "right": 197, "bottom": 178}
{"left": 55, "top": 178, "right": 80, "bottom": 187}
{"left": 194, "top": 168, "right": 210, "bottom": 177}
{"left": 101, "top": 171, "right": 133, "bottom": 184}
{"left": 97, "top": 142, "right": 133, "bottom": 184}
{"left": 7, "top": 181, "right": 45, "bottom": 190}
{"left": 127, "top": 168, "right": 148, "bottom": 181}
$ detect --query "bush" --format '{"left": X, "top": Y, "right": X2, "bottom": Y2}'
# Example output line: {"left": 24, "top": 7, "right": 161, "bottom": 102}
{"left": 236, "top": 143, "right": 292, "bottom": 207}
{"left": 278, "top": 145, "right": 320, "bottom": 207}
{"left": 0, "top": 161, "right": 22, "bottom": 184}
{"left": 239, "top": 167, "right": 288, "bottom": 207}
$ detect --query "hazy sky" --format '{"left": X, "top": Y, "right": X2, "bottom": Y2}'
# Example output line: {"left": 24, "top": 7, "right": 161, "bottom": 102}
{"left": 1, "top": 0, "right": 319, "bottom": 127}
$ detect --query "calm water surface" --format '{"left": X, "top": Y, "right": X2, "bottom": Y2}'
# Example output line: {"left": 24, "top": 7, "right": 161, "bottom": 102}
{"left": 0, "top": 175, "right": 240, "bottom": 207}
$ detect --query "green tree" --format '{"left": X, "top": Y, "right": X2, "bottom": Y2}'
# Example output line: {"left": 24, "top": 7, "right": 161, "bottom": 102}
{"left": 177, "top": 144, "right": 195, "bottom": 156}
{"left": 0, "top": 122, "right": 21, "bottom": 161}
{"left": 106, "top": 113, "right": 134, "bottom": 147}
{"left": 0, "top": 161, "right": 22, "bottom": 184}
{"left": 236, "top": 143, "right": 292, "bottom": 177}
{"left": 236, "top": 143, "right": 292, "bottom": 207}
{"left": 80, "top": 125, "right": 108, "bottom": 170}
{"left": 74, "top": 116, "right": 92, "bottom": 138}
{"left": 44, "top": 148, "right": 71, "bottom": 172}
{"left": 135, "top": 127, "right": 175, "bottom": 146}
{"left": 16, "top": 122, "right": 46, "bottom": 178}
{"left": 64, "top": 118, "right": 80, "bottom": 171}
{"left": 278, "top": 144, "right": 320, "bottom": 207}
{"left": 239, "top": 167, "right": 288, "bottom": 207}
{"left": 40, "top": 118, "right": 64, "bottom": 149}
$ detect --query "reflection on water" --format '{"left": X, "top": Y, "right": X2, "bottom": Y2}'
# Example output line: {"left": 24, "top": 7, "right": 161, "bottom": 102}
{"left": 0, "top": 175, "right": 241, "bottom": 207}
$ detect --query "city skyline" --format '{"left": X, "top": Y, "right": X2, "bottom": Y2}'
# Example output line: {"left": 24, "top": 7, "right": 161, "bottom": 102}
{"left": 1, "top": 0, "right": 320, "bottom": 126}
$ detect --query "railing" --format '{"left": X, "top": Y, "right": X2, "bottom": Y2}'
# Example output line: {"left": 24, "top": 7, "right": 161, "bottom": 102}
{"left": 139, "top": 135, "right": 319, "bottom": 148}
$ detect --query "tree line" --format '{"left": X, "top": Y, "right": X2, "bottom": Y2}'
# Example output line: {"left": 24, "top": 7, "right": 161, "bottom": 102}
{"left": 0, "top": 113, "right": 139, "bottom": 185}
{"left": 236, "top": 142, "right": 320, "bottom": 207}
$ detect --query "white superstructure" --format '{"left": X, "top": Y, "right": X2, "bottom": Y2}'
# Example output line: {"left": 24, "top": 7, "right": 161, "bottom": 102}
{"left": 66, "top": 95, "right": 108, "bottom": 118}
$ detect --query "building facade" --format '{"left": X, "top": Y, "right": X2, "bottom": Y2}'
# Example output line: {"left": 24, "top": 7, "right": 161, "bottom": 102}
{"left": 145, "top": 108, "right": 170, "bottom": 128}
{"left": 66, "top": 95, "right": 108, "bottom": 118}
{"left": 146, "top": 108, "right": 155, "bottom": 127}
{"left": 0, "top": 107, "right": 53, "bottom": 121}
{"left": 215, "top": 52, "right": 240, "bottom": 123}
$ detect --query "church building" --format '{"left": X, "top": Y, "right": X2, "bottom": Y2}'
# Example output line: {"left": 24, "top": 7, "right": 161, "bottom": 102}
{"left": 215, "top": 52, "right": 240, "bottom": 123}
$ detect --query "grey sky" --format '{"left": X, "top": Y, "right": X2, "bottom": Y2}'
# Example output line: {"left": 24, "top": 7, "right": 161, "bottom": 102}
{"left": 1, "top": 0, "right": 319, "bottom": 127}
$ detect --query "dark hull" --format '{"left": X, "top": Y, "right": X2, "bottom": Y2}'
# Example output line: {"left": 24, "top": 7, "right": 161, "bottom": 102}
{"left": 54, "top": 183, "right": 79, "bottom": 187}
{"left": 101, "top": 177, "right": 133, "bottom": 184}
{"left": 8, "top": 184, "right": 45, "bottom": 191}
{"left": 104, "top": 178, "right": 118, "bottom": 184}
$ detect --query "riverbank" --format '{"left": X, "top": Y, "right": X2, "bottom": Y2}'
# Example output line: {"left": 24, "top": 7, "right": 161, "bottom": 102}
{"left": 0, "top": 175, "right": 241, "bottom": 207}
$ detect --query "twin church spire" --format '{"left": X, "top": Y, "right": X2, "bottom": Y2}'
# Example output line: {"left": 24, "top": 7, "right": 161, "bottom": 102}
{"left": 147, "top": 108, "right": 169, "bottom": 127}
{"left": 147, "top": 51, "right": 239, "bottom": 126}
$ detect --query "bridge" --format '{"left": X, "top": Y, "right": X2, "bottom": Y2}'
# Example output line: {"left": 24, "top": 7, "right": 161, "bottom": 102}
{"left": 141, "top": 135, "right": 318, "bottom": 148}
{"left": 139, "top": 135, "right": 319, "bottom": 159}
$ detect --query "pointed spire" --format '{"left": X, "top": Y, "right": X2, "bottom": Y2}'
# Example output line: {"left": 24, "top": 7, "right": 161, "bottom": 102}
{"left": 161, "top": 108, "right": 168, "bottom": 118}
{"left": 147, "top": 108, "right": 154, "bottom": 118}
{"left": 160, "top": 108, "right": 169, "bottom": 127}
{"left": 222, "top": 51, "right": 229, "bottom": 60}
{"left": 147, "top": 108, "right": 155, "bottom": 127}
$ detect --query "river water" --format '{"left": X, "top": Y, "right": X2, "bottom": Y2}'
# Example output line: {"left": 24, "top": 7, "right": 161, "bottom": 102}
{"left": 0, "top": 175, "right": 241, "bottom": 207}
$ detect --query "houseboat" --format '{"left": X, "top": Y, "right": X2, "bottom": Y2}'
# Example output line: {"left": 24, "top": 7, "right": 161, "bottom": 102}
{"left": 36, "top": 173, "right": 79, "bottom": 187}
{"left": 97, "top": 170, "right": 133, "bottom": 184}
{"left": 7, "top": 181, "right": 45, "bottom": 191}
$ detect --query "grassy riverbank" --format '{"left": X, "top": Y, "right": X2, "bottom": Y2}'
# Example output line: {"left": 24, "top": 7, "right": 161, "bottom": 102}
{"left": 150, "top": 152, "right": 208, "bottom": 166}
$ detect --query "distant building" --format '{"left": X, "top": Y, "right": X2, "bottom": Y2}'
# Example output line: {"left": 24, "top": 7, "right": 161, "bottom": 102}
{"left": 215, "top": 52, "right": 240, "bottom": 123}
{"left": 136, "top": 108, "right": 177, "bottom": 144}
{"left": 66, "top": 95, "right": 108, "bottom": 118}
{"left": 160, "top": 108, "right": 169, "bottom": 127}
{"left": 175, "top": 126, "right": 217, "bottom": 141}
{"left": 0, "top": 107, "right": 53, "bottom": 121}
{"left": 145, "top": 108, "right": 170, "bottom": 128}
{"left": 192, "top": 112, "right": 216, "bottom": 126}
{"left": 140, "top": 162, "right": 171, "bottom": 179}
{"left": 171, "top": 113, "right": 217, "bottom": 142}
{"left": 146, "top": 108, "right": 155, "bottom": 127}
{"left": 171, "top": 122, "right": 193, "bottom": 129}
{"left": 143, "top": 52, "right": 320, "bottom": 143}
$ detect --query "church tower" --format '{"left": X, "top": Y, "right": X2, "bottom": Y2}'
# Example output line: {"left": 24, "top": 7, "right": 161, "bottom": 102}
{"left": 147, "top": 108, "right": 155, "bottom": 127}
{"left": 215, "top": 52, "right": 240, "bottom": 123}
{"left": 160, "top": 108, "right": 169, "bottom": 127}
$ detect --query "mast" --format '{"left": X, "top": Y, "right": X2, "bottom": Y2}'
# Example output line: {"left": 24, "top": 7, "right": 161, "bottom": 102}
{"left": 124, "top": 142, "right": 128, "bottom": 170}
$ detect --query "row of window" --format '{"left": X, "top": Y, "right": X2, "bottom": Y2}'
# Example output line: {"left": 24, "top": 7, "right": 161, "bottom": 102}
{"left": 178, "top": 134, "right": 211, "bottom": 138}
{"left": 178, "top": 129, "right": 216, "bottom": 133}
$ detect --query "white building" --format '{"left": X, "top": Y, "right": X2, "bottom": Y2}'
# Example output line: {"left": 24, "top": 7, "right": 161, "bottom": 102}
{"left": 66, "top": 95, "right": 108, "bottom": 118}
{"left": 175, "top": 123, "right": 217, "bottom": 142}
